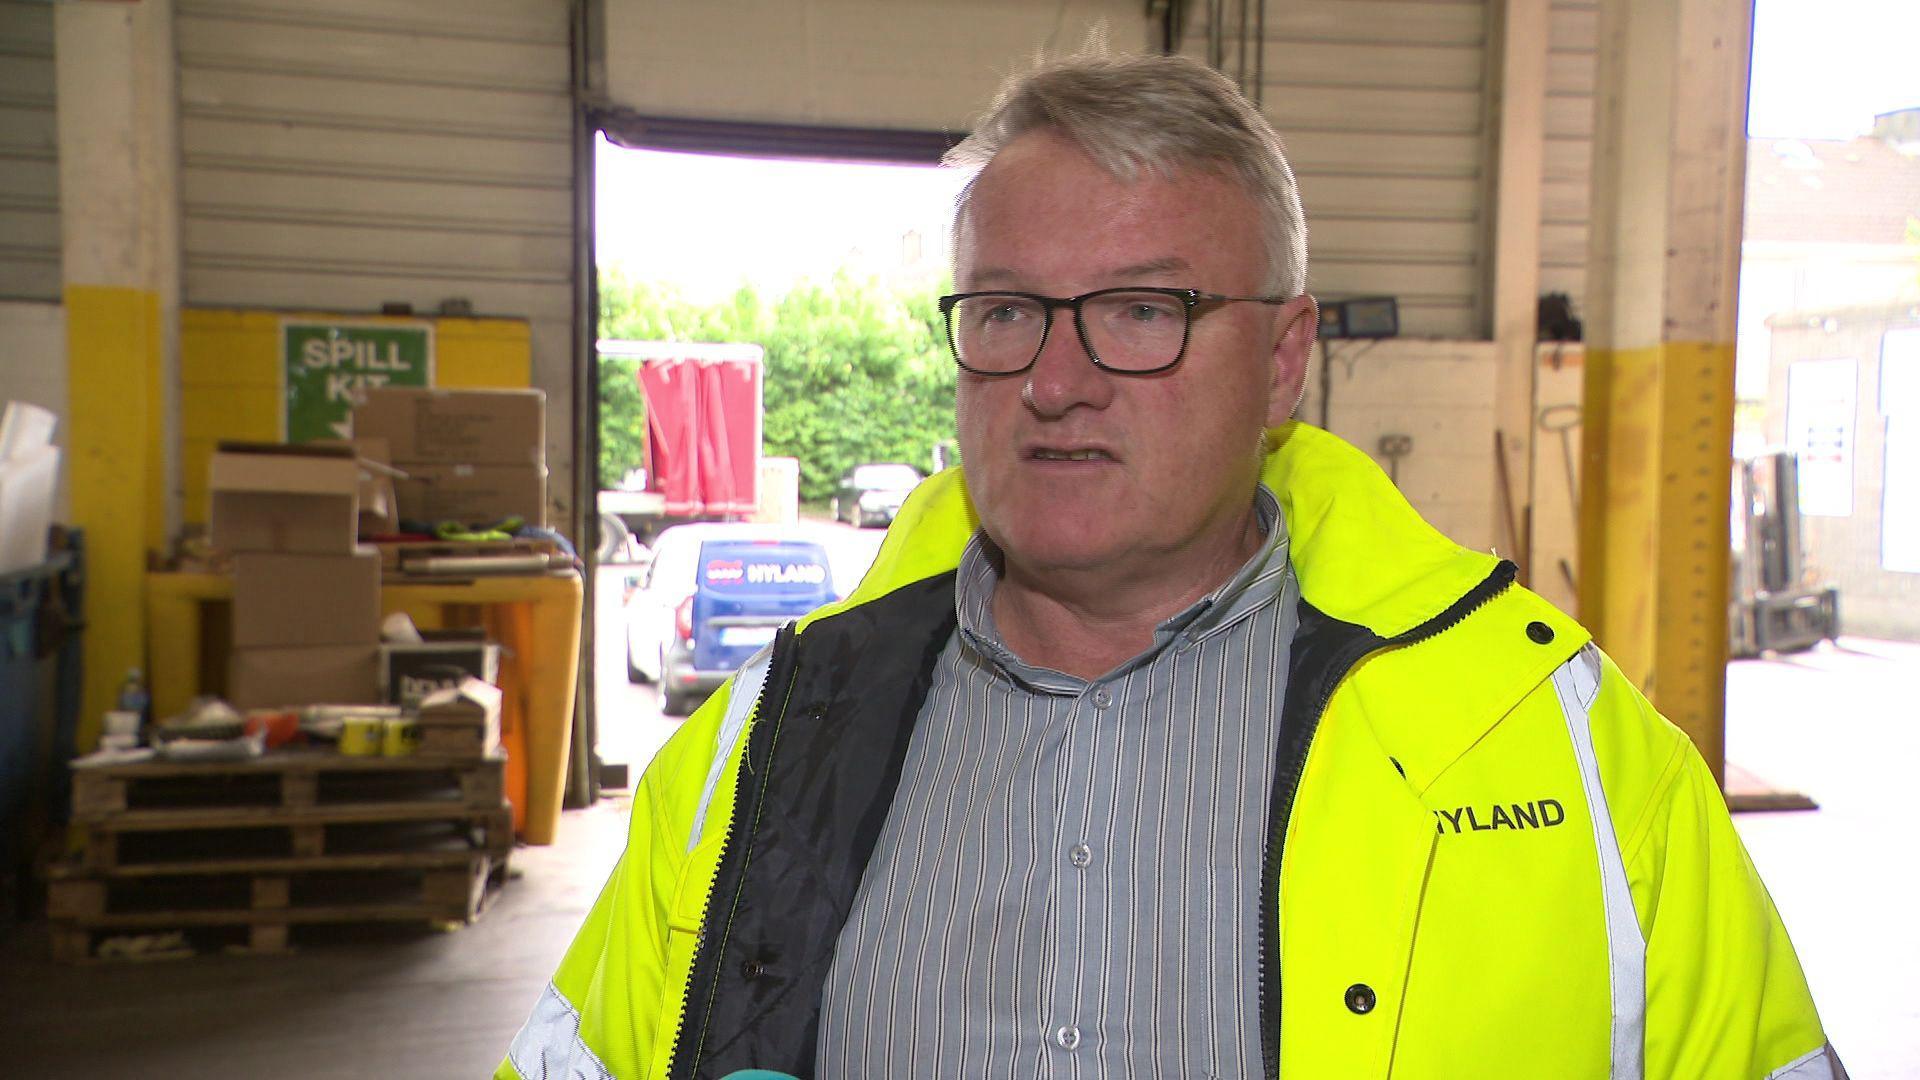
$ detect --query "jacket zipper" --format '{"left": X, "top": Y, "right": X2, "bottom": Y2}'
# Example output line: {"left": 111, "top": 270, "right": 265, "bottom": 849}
{"left": 1257, "top": 561, "right": 1517, "bottom": 1079}
{"left": 665, "top": 623, "right": 803, "bottom": 1080}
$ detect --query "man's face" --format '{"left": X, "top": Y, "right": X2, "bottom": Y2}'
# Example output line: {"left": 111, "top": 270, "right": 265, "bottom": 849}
{"left": 954, "top": 130, "right": 1310, "bottom": 579}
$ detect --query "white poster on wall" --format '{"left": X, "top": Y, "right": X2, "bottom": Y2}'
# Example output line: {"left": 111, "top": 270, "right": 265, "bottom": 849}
{"left": 1786, "top": 358, "right": 1857, "bottom": 517}
{"left": 1886, "top": 419, "right": 1920, "bottom": 573}
{"left": 1882, "top": 326, "right": 1920, "bottom": 417}
{"left": 1882, "top": 328, "right": 1920, "bottom": 571}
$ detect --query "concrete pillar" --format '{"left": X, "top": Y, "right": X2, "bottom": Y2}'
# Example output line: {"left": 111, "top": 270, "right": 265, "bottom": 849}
{"left": 1488, "top": 0, "right": 1550, "bottom": 580}
{"left": 1580, "top": 0, "right": 1752, "bottom": 780}
{"left": 55, "top": 0, "right": 181, "bottom": 746}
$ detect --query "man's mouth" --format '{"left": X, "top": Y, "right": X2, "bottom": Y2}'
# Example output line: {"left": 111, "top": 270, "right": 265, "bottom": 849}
{"left": 1028, "top": 447, "right": 1115, "bottom": 462}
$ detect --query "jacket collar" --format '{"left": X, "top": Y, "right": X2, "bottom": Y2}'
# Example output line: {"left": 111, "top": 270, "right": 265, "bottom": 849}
{"left": 813, "top": 420, "right": 1499, "bottom": 643}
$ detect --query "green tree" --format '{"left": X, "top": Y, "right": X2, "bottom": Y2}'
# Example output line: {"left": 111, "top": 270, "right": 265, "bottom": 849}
{"left": 596, "top": 268, "right": 956, "bottom": 503}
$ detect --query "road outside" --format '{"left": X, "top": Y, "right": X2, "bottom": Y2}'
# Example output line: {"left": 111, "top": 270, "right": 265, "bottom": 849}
{"left": 592, "top": 518, "right": 888, "bottom": 773}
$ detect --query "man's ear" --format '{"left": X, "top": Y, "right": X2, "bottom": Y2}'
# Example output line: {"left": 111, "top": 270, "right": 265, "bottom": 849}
{"left": 1267, "top": 295, "right": 1319, "bottom": 425}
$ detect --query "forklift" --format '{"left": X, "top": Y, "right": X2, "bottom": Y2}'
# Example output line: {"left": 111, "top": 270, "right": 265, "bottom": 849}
{"left": 1728, "top": 451, "right": 1841, "bottom": 657}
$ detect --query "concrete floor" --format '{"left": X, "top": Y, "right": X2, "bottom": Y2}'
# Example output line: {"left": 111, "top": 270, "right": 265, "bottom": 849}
{"left": 1, "top": 638, "right": 1914, "bottom": 1078}
{"left": 0, "top": 794, "right": 631, "bottom": 1078}
{"left": 1724, "top": 637, "right": 1920, "bottom": 1078}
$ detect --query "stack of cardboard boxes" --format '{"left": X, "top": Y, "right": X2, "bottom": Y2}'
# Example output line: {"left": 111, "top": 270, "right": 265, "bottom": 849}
{"left": 352, "top": 388, "right": 547, "bottom": 528}
{"left": 210, "top": 444, "right": 381, "bottom": 708}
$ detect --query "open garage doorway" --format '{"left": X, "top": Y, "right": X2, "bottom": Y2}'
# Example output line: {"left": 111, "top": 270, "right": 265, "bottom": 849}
{"left": 1710, "top": 0, "right": 1920, "bottom": 1067}
{"left": 587, "top": 133, "right": 973, "bottom": 776}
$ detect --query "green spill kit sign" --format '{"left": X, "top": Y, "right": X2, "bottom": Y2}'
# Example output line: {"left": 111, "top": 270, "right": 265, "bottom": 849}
{"left": 284, "top": 321, "right": 434, "bottom": 443}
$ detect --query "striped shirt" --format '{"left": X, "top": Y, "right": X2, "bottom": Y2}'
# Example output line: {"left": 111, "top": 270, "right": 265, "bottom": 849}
{"left": 816, "top": 486, "right": 1300, "bottom": 1079}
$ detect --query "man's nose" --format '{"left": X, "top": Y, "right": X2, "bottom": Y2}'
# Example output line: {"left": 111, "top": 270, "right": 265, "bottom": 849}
{"left": 1021, "top": 315, "right": 1114, "bottom": 417}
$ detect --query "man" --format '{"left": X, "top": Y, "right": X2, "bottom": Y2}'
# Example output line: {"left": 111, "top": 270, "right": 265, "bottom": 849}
{"left": 503, "top": 53, "right": 1840, "bottom": 1080}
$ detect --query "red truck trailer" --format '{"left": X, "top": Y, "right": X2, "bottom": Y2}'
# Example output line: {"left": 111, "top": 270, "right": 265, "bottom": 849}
{"left": 597, "top": 340, "right": 763, "bottom": 521}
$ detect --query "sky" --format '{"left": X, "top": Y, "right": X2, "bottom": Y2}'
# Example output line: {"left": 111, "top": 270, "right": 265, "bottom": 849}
{"left": 595, "top": 138, "right": 973, "bottom": 304}
{"left": 597, "top": 0, "right": 1920, "bottom": 300}
{"left": 1747, "top": 0, "right": 1920, "bottom": 139}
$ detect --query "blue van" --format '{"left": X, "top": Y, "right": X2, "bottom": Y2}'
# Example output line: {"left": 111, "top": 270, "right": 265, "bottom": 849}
{"left": 659, "top": 537, "right": 837, "bottom": 715}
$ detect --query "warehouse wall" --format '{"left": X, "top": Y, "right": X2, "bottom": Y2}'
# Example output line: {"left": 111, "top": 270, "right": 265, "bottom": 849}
{"left": 0, "top": 0, "right": 59, "bottom": 302}
{"left": 1298, "top": 339, "right": 1499, "bottom": 553}
{"left": 171, "top": 0, "right": 578, "bottom": 528}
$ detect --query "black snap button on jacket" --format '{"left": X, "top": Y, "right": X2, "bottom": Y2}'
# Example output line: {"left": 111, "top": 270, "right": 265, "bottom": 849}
{"left": 1345, "top": 983, "right": 1377, "bottom": 1014}
{"left": 1526, "top": 620, "right": 1555, "bottom": 644}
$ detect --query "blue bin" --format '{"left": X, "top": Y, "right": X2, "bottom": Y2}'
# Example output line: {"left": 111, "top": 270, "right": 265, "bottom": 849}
{"left": 0, "top": 531, "right": 84, "bottom": 918}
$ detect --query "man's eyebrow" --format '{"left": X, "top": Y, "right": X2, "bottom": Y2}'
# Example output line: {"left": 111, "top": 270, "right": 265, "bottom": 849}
{"left": 967, "top": 267, "right": 1020, "bottom": 286}
{"left": 964, "top": 257, "right": 1193, "bottom": 290}
{"left": 1111, "top": 257, "right": 1191, "bottom": 279}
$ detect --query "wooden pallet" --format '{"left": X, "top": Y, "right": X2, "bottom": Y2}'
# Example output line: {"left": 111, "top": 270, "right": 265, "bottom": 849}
{"left": 72, "top": 749, "right": 505, "bottom": 818}
{"left": 45, "top": 851, "right": 506, "bottom": 963}
{"left": 69, "top": 750, "right": 511, "bottom": 872}
{"left": 55, "top": 750, "right": 513, "bottom": 960}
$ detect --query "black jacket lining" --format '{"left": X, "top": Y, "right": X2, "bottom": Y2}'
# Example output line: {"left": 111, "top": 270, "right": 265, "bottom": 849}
{"left": 673, "top": 573, "right": 958, "bottom": 1079}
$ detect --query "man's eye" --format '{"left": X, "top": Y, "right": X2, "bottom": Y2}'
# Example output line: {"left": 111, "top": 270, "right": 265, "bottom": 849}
{"left": 984, "top": 303, "right": 1026, "bottom": 323}
{"left": 1123, "top": 301, "right": 1179, "bottom": 322}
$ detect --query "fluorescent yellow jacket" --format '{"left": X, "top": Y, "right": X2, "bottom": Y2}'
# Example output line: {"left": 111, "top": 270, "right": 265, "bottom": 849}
{"left": 502, "top": 423, "right": 1838, "bottom": 1080}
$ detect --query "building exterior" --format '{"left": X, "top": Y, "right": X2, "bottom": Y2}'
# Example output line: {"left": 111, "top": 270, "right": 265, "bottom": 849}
{"left": 1738, "top": 112, "right": 1920, "bottom": 408}
{"left": 1765, "top": 300, "right": 1920, "bottom": 639}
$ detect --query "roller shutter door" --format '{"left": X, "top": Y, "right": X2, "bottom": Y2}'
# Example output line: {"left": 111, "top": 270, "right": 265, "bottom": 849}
{"left": 1182, "top": 0, "right": 1493, "bottom": 339}
{"left": 174, "top": 0, "right": 576, "bottom": 516}
{"left": 1541, "top": 0, "right": 1597, "bottom": 312}
{"left": 0, "top": 0, "right": 59, "bottom": 300}
{"left": 599, "top": 0, "right": 1151, "bottom": 134}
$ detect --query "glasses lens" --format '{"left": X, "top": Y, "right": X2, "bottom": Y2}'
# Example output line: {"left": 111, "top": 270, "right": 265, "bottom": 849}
{"left": 1080, "top": 291, "right": 1190, "bottom": 372}
{"left": 949, "top": 294, "right": 1046, "bottom": 373}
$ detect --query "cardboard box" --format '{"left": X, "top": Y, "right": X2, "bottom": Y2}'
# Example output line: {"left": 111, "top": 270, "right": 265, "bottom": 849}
{"left": 209, "top": 443, "right": 360, "bottom": 554}
{"left": 231, "top": 548, "right": 381, "bottom": 648}
{"left": 320, "top": 436, "right": 405, "bottom": 537}
{"left": 393, "top": 463, "right": 546, "bottom": 527}
{"left": 352, "top": 387, "right": 546, "bottom": 468}
{"left": 380, "top": 637, "right": 501, "bottom": 708}
{"left": 228, "top": 644, "right": 379, "bottom": 709}
{"left": 416, "top": 677, "right": 503, "bottom": 758}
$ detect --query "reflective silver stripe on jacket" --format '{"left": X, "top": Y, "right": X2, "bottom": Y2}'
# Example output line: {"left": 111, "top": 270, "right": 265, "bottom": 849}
{"left": 504, "top": 981, "right": 614, "bottom": 1080}
{"left": 1767, "top": 1043, "right": 1850, "bottom": 1080}
{"left": 1550, "top": 644, "right": 1647, "bottom": 1080}
{"left": 687, "top": 642, "right": 773, "bottom": 853}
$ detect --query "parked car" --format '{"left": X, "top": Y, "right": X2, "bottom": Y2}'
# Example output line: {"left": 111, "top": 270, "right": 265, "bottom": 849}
{"left": 831, "top": 463, "right": 923, "bottom": 527}
{"left": 623, "top": 523, "right": 840, "bottom": 716}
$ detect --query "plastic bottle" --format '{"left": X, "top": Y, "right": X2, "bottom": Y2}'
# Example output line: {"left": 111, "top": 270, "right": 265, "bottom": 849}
{"left": 117, "top": 668, "right": 150, "bottom": 723}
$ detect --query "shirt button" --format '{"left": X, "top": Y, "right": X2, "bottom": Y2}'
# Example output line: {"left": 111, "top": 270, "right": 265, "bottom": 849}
{"left": 1054, "top": 1025, "right": 1082, "bottom": 1050}
{"left": 1068, "top": 843, "right": 1094, "bottom": 868}
{"left": 1090, "top": 686, "right": 1113, "bottom": 709}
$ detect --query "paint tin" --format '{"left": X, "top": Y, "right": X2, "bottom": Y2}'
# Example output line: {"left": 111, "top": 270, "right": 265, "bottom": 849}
{"left": 339, "top": 714, "right": 384, "bottom": 756}
{"left": 382, "top": 716, "right": 420, "bottom": 757}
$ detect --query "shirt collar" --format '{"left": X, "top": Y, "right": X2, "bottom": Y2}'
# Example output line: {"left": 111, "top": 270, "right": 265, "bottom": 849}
{"left": 954, "top": 484, "right": 1294, "bottom": 687}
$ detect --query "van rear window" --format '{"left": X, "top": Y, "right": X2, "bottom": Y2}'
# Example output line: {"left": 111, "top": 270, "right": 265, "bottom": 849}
{"left": 698, "top": 541, "right": 832, "bottom": 590}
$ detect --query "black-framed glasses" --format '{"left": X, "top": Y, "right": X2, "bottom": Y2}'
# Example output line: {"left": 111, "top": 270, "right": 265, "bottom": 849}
{"left": 937, "top": 287, "right": 1291, "bottom": 376}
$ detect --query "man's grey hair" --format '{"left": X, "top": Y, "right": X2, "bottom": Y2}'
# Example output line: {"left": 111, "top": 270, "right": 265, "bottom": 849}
{"left": 946, "top": 52, "right": 1308, "bottom": 297}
